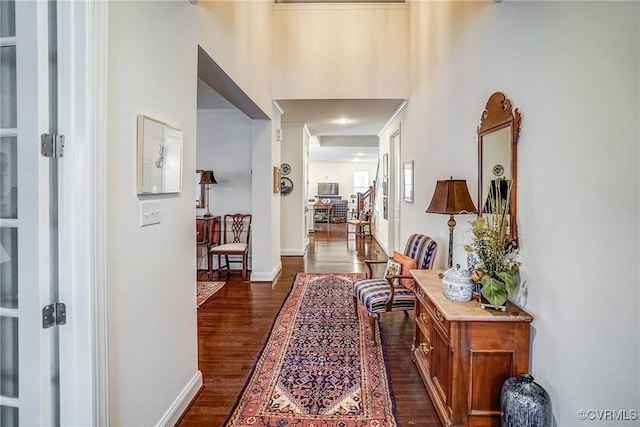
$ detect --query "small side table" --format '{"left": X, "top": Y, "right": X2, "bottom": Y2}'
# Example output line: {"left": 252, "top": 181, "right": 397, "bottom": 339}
{"left": 196, "top": 216, "right": 220, "bottom": 274}
{"left": 313, "top": 203, "right": 333, "bottom": 228}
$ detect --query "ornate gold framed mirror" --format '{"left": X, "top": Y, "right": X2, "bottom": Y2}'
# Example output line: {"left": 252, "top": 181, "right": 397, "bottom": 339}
{"left": 477, "top": 92, "right": 522, "bottom": 243}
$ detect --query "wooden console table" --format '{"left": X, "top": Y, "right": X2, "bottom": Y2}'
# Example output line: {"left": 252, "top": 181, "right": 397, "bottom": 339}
{"left": 196, "top": 216, "right": 220, "bottom": 274}
{"left": 313, "top": 203, "right": 333, "bottom": 228}
{"left": 410, "top": 270, "right": 533, "bottom": 427}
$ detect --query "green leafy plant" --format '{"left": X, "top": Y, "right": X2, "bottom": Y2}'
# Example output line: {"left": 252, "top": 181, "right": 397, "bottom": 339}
{"left": 464, "top": 181, "right": 521, "bottom": 309}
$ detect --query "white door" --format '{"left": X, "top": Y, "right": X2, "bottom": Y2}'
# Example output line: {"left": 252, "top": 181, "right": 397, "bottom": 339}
{"left": 1, "top": 1, "right": 58, "bottom": 425}
{"left": 2, "top": 2, "right": 108, "bottom": 425}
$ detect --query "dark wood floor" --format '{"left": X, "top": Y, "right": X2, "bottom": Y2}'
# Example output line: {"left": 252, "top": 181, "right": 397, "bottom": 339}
{"left": 178, "top": 224, "right": 441, "bottom": 426}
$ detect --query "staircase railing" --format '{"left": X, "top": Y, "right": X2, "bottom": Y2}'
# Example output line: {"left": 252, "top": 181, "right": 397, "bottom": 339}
{"left": 356, "top": 183, "right": 375, "bottom": 218}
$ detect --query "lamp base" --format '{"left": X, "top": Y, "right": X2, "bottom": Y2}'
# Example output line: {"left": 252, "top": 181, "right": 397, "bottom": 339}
{"left": 203, "top": 211, "right": 213, "bottom": 218}
{"left": 447, "top": 214, "right": 456, "bottom": 269}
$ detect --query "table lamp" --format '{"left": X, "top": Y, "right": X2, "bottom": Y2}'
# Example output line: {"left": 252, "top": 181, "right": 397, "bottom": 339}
{"left": 199, "top": 170, "right": 218, "bottom": 218}
{"left": 426, "top": 178, "right": 477, "bottom": 268}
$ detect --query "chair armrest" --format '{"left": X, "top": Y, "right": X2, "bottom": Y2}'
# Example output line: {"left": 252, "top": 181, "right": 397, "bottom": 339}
{"left": 364, "top": 259, "right": 388, "bottom": 265}
{"left": 364, "top": 258, "right": 389, "bottom": 278}
{"left": 386, "top": 274, "right": 413, "bottom": 280}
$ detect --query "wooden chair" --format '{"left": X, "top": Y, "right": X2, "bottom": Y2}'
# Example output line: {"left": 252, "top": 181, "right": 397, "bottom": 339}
{"left": 209, "top": 213, "right": 252, "bottom": 281}
{"left": 353, "top": 234, "right": 437, "bottom": 344}
{"left": 346, "top": 202, "right": 373, "bottom": 239}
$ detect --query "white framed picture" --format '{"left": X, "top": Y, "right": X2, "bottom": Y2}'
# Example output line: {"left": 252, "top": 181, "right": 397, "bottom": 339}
{"left": 137, "top": 115, "right": 183, "bottom": 194}
{"left": 403, "top": 160, "right": 414, "bottom": 203}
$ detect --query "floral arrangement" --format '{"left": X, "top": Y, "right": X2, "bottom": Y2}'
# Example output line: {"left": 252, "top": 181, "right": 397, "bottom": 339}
{"left": 464, "top": 181, "right": 521, "bottom": 309}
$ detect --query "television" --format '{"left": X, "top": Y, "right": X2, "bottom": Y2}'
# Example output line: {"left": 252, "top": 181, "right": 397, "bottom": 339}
{"left": 317, "top": 182, "right": 339, "bottom": 196}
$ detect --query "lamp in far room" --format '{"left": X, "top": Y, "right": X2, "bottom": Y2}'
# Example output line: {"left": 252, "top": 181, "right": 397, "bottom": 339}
{"left": 426, "top": 177, "right": 477, "bottom": 269}
{"left": 199, "top": 170, "right": 218, "bottom": 218}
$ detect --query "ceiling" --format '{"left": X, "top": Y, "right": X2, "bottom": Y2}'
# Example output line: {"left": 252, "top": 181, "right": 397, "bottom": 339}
{"left": 197, "top": 79, "right": 405, "bottom": 163}
{"left": 278, "top": 99, "right": 405, "bottom": 163}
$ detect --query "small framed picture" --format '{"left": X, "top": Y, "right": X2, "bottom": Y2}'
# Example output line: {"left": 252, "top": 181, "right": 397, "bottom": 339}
{"left": 273, "top": 166, "right": 281, "bottom": 193}
{"left": 383, "top": 196, "right": 388, "bottom": 220}
{"left": 382, "top": 153, "right": 389, "bottom": 177}
{"left": 403, "top": 160, "right": 414, "bottom": 203}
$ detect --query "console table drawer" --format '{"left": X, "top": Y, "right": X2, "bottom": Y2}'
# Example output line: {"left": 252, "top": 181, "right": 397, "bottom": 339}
{"left": 423, "top": 291, "right": 450, "bottom": 336}
{"left": 413, "top": 328, "right": 433, "bottom": 362}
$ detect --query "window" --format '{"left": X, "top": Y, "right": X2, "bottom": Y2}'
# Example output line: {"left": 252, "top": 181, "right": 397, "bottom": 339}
{"left": 353, "top": 171, "right": 369, "bottom": 195}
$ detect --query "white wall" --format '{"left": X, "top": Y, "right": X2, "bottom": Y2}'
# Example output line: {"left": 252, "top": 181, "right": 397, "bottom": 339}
{"left": 106, "top": 1, "right": 274, "bottom": 425}
{"left": 254, "top": 106, "right": 283, "bottom": 281}
{"left": 404, "top": 1, "right": 639, "bottom": 425}
{"left": 280, "top": 125, "right": 306, "bottom": 255}
{"left": 272, "top": 3, "right": 409, "bottom": 99}
{"left": 196, "top": 109, "right": 252, "bottom": 269}
{"left": 309, "top": 161, "right": 378, "bottom": 202}
{"left": 196, "top": 110, "right": 252, "bottom": 217}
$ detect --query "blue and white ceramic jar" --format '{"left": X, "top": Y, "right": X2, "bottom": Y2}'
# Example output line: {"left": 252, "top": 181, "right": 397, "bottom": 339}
{"left": 442, "top": 264, "right": 475, "bottom": 302}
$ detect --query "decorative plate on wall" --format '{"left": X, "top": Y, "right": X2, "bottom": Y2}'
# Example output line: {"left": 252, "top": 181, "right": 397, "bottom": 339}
{"left": 280, "top": 177, "right": 293, "bottom": 195}
{"left": 280, "top": 163, "right": 291, "bottom": 176}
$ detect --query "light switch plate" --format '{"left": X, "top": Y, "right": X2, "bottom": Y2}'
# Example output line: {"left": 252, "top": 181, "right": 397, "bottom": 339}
{"left": 140, "top": 201, "right": 161, "bottom": 227}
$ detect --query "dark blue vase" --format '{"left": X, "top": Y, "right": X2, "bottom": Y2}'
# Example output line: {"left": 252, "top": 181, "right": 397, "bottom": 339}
{"left": 501, "top": 373, "right": 552, "bottom": 427}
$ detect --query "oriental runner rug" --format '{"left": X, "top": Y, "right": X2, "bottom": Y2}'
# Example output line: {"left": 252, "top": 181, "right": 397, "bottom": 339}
{"left": 197, "top": 281, "right": 225, "bottom": 307}
{"left": 224, "top": 272, "right": 398, "bottom": 427}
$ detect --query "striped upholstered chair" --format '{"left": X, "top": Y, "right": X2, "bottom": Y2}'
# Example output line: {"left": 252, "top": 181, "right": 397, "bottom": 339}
{"left": 353, "top": 234, "right": 437, "bottom": 344}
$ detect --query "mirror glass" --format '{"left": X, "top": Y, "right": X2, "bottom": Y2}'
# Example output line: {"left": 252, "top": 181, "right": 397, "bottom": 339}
{"left": 196, "top": 170, "right": 205, "bottom": 208}
{"left": 477, "top": 92, "right": 521, "bottom": 242}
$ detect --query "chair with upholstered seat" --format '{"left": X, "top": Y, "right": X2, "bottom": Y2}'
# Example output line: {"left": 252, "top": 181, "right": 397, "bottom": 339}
{"left": 209, "top": 213, "right": 252, "bottom": 281}
{"left": 353, "top": 234, "right": 437, "bottom": 344}
{"left": 346, "top": 202, "right": 373, "bottom": 239}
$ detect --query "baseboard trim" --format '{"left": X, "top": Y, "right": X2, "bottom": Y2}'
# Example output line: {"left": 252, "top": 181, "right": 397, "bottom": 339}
{"left": 156, "top": 370, "right": 203, "bottom": 427}
{"left": 374, "top": 235, "right": 389, "bottom": 257}
{"left": 281, "top": 249, "right": 305, "bottom": 256}
{"left": 250, "top": 261, "right": 282, "bottom": 282}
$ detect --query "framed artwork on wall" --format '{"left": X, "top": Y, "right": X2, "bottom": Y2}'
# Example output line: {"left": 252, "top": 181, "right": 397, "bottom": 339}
{"left": 273, "top": 166, "right": 281, "bottom": 193}
{"left": 382, "top": 153, "right": 389, "bottom": 177}
{"left": 136, "top": 114, "right": 183, "bottom": 194}
{"left": 403, "top": 161, "right": 414, "bottom": 203}
{"left": 383, "top": 196, "right": 388, "bottom": 220}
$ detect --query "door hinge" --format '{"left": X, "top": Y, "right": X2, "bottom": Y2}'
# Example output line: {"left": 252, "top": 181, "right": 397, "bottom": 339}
{"left": 42, "top": 302, "right": 67, "bottom": 328}
{"left": 40, "top": 133, "right": 65, "bottom": 158}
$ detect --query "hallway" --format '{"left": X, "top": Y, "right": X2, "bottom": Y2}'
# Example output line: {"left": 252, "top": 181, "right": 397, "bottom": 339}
{"left": 180, "top": 226, "right": 440, "bottom": 426}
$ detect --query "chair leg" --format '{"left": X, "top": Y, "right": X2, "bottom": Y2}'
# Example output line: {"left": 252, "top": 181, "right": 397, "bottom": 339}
{"left": 207, "top": 251, "right": 213, "bottom": 280}
{"left": 241, "top": 252, "right": 247, "bottom": 281}
{"left": 369, "top": 315, "right": 377, "bottom": 345}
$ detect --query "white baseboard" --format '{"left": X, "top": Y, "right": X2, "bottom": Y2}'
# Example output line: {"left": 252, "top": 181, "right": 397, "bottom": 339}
{"left": 281, "top": 248, "right": 305, "bottom": 256}
{"left": 250, "top": 261, "right": 282, "bottom": 282}
{"left": 373, "top": 235, "right": 389, "bottom": 257}
{"left": 156, "top": 370, "right": 203, "bottom": 427}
